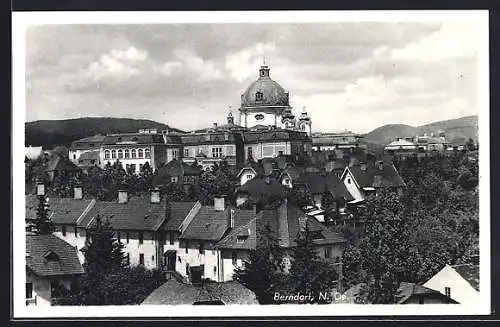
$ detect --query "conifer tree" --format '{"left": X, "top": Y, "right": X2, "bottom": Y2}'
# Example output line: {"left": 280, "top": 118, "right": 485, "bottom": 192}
{"left": 34, "top": 195, "right": 54, "bottom": 234}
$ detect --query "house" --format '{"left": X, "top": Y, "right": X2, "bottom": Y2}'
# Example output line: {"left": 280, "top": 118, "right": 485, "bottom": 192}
{"left": 415, "top": 135, "right": 450, "bottom": 152}
{"left": 384, "top": 138, "right": 417, "bottom": 152}
{"left": 25, "top": 146, "right": 43, "bottom": 160}
{"left": 75, "top": 150, "right": 100, "bottom": 171}
{"left": 215, "top": 199, "right": 346, "bottom": 282}
{"left": 340, "top": 160, "right": 406, "bottom": 203}
{"left": 423, "top": 264, "right": 479, "bottom": 305}
{"left": 236, "top": 162, "right": 264, "bottom": 186}
{"left": 68, "top": 135, "right": 105, "bottom": 164}
{"left": 46, "top": 155, "right": 80, "bottom": 182}
{"left": 395, "top": 282, "right": 458, "bottom": 304}
{"left": 279, "top": 166, "right": 306, "bottom": 188}
{"left": 235, "top": 175, "right": 287, "bottom": 207}
{"left": 26, "top": 234, "right": 84, "bottom": 306}
{"left": 153, "top": 159, "right": 202, "bottom": 189}
{"left": 141, "top": 279, "right": 258, "bottom": 305}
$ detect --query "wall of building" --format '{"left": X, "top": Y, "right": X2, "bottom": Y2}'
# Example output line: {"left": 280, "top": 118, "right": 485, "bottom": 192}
{"left": 69, "top": 149, "right": 95, "bottom": 164}
{"left": 423, "top": 266, "right": 480, "bottom": 305}
{"left": 219, "top": 249, "right": 250, "bottom": 282}
{"left": 53, "top": 226, "right": 87, "bottom": 264}
{"left": 243, "top": 111, "right": 280, "bottom": 128}
{"left": 118, "top": 230, "right": 158, "bottom": 270}
{"left": 342, "top": 169, "right": 365, "bottom": 202}
{"left": 26, "top": 269, "right": 73, "bottom": 307}
{"left": 176, "top": 240, "right": 220, "bottom": 282}
{"left": 244, "top": 141, "right": 291, "bottom": 161}
{"left": 99, "top": 145, "right": 157, "bottom": 174}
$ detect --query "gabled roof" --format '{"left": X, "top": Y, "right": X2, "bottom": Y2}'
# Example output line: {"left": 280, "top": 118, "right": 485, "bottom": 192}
{"left": 346, "top": 162, "right": 406, "bottom": 189}
{"left": 70, "top": 135, "right": 106, "bottom": 150}
{"left": 451, "top": 264, "right": 479, "bottom": 291}
{"left": 295, "top": 172, "right": 354, "bottom": 201}
{"left": 81, "top": 196, "right": 167, "bottom": 231}
{"left": 102, "top": 133, "right": 165, "bottom": 145}
{"left": 26, "top": 234, "right": 84, "bottom": 277}
{"left": 179, "top": 206, "right": 230, "bottom": 241}
{"left": 215, "top": 211, "right": 259, "bottom": 250}
{"left": 78, "top": 151, "right": 99, "bottom": 161}
{"left": 153, "top": 160, "right": 202, "bottom": 185}
{"left": 25, "top": 195, "right": 96, "bottom": 225}
{"left": 46, "top": 156, "right": 79, "bottom": 172}
{"left": 280, "top": 166, "right": 305, "bottom": 181}
{"left": 396, "top": 282, "right": 458, "bottom": 304}
{"left": 237, "top": 162, "right": 264, "bottom": 178}
{"left": 385, "top": 139, "right": 417, "bottom": 148}
{"left": 161, "top": 202, "right": 198, "bottom": 231}
{"left": 141, "top": 279, "right": 258, "bottom": 305}
{"left": 236, "top": 176, "right": 287, "bottom": 204}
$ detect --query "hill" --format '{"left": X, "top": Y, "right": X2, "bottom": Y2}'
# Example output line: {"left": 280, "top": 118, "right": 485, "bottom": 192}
{"left": 364, "top": 115, "right": 478, "bottom": 145}
{"left": 25, "top": 117, "right": 184, "bottom": 148}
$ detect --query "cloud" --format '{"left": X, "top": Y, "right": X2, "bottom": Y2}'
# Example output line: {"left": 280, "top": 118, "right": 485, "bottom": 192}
{"left": 390, "top": 21, "right": 477, "bottom": 62}
{"left": 225, "top": 43, "right": 276, "bottom": 82}
{"left": 171, "top": 49, "right": 224, "bottom": 82}
{"left": 84, "top": 46, "right": 149, "bottom": 80}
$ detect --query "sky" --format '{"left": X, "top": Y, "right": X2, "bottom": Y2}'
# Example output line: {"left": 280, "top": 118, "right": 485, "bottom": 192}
{"left": 25, "top": 20, "right": 481, "bottom": 133}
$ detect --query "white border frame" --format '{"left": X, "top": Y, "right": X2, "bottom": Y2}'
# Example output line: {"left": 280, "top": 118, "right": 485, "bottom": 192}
{"left": 12, "top": 10, "right": 490, "bottom": 318}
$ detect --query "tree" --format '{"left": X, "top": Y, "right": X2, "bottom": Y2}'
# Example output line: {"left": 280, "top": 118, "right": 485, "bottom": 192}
{"left": 320, "top": 190, "right": 335, "bottom": 221}
{"left": 287, "top": 187, "right": 313, "bottom": 208}
{"left": 34, "top": 195, "right": 54, "bottom": 235}
{"left": 286, "top": 223, "right": 340, "bottom": 303}
{"left": 233, "top": 222, "right": 286, "bottom": 304}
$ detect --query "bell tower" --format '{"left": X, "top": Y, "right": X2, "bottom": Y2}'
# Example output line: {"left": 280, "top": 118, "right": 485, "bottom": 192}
{"left": 298, "top": 106, "right": 312, "bottom": 136}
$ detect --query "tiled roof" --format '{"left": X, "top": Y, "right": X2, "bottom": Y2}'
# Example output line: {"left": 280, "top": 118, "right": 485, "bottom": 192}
{"left": 26, "top": 234, "right": 84, "bottom": 277}
{"left": 281, "top": 166, "right": 305, "bottom": 181}
{"left": 347, "top": 162, "right": 406, "bottom": 189}
{"left": 161, "top": 202, "right": 198, "bottom": 231}
{"left": 180, "top": 132, "right": 241, "bottom": 145}
{"left": 396, "top": 282, "right": 458, "bottom": 304}
{"left": 215, "top": 217, "right": 257, "bottom": 250}
{"left": 179, "top": 206, "right": 229, "bottom": 241}
{"left": 102, "top": 133, "right": 165, "bottom": 145}
{"left": 46, "top": 156, "right": 79, "bottom": 172}
{"left": 237, "top": 162, "right": 264, "bottom": 178}
{"left": 451, "top": 264, "right": 479, "bottom": 291}
{"left": 70, "top": 135, "right": 105, "bottom": 150}
{"left": 78, "top": 151, "right": 99, "bottom": 161}
{"left": 141, "top": 279, "right": 258, "bottom": 305}
{"left": 242, "top": 129, "right": 310, "bottom": 143}
{"left": 154, "top": 160, "right": 202, "bottom": 183}
{"left": 236, "top": 176, "right": 287, "bottom": 204}
{"left": 25, "top": 195, "right": 95, "bottom": 225}
{"left": 82, "top": 196, "right": 167, "bottom": 231}
{"left": 295, "top": 172, "right": 354, "bottom": 201}
{"left": 25, "top": 194, "right": 39, "bottom": 221}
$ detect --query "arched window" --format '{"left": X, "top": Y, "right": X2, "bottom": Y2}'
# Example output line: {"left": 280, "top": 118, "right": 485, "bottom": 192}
{"left": 111, "top": 150, "right": 116, "bottom": 159}
{"left": 232, "top": 251, "right": 237, "bottom": 265}
{"left": 138, "top": 149, "right": 144, "bottom": 158}
{"left": 104, "top": 150, "right": 110, "bottom": 159}
{"left": 117, "top": 149, "right": 123, "bottom": 159}
{"left": 145, "top": 148, "right": 151, "bottom": 159}
{"left": 131, "top": 149, "right": 136, "bottom": 158}
{"left": 124, "top": 149, "right": 130, "bottom": 159}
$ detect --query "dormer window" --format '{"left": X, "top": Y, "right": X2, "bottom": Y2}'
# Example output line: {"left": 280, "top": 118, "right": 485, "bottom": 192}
{"left": 43, "top": 250, "right": 59, "bottom": 262}
{"left": 255, "top": 92, "right": 263, "bottom": 101}
{"left": 236, "top": 236, "right": 247, "bottom": 244}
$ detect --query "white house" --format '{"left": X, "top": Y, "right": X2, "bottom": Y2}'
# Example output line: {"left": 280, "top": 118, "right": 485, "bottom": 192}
{"left": 25, "top": 234, "right": 84, "bottom": 306}
{"left": 423, "top": 264, "right": 479, "bottom": 305}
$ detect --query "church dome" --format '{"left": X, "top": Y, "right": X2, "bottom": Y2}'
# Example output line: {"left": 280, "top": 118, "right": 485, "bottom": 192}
{"left": 240, "top": 65, "right": 289, "bottom": 108}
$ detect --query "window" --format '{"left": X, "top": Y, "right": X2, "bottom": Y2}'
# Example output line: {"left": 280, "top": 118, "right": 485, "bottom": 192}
{"left": 73, "top": 154, "right": 76, "bottom": 160}
{"left": 224, "top": 134, "right": 229, "bottom": 141}
{"left": 172, "top": 149, "right": 178, "bottom": 159}
{"left": 26, "top": 283, "right": 33, "bottom": 299}
{"left": 145, "top": 148, "right": 151, "bottom": 158}
{"left": 126, "top": 233, "right": 130, "bottom": 243}
{"left": 232, "top": 252, "right": 237, "bottom": 265}
{"left": 152, "top": 255, "right": 155, "bottom": 262}
{"left": 131, "top": 149, "right": 137, "bottom": 158}
{"left": 347, "top": 178, "right": 351, "bottom": 184}
{"left": 50, "top": 281, "right": 59, "bottom": 298}
{"left": 236, "top": 236, "right": 246, "bottom": 244}
{"left": 171, "top": 177, "right": 178, "bottom": 183}
{"left": 255, "top": 92, "right": 263, "bottom": 101}
{"left": 278, "top": 150, "right": 284, "bottom": 156}
{"left": 111, "top": 150, "right": 116, "bottom": 159}
{"left": 255, "top": 114, "right": 264, "bottom": 121}
{"left": 212, "top": 147, "right": 223, "bottom": 158}
{"left": 118, "top": 149, "right": 123, "bottom": 159}
{"left": 199, "top": 243, "right": 205, "bottom": 254}
{"left": 124, "top": 149, "right": 130, "bottom": 159}
{"left": 74, "top": 227, "right": 78, "bottom": 237}
{"left": 184, "top": 148, "right": 190, "bottom": 158}
{"left": 324, "top": 246, "right": 332, "bottom": 258}
{"left": 138, "top": 149, "right": 144, "bottom": 158}
{"left": 139, "top": 232, "right": 144, "bottom": 244}
{"left": 445, "top": 287, "right": 451, "bottom": 298}
{"left": 139, "top": 253, "right": 144, "bottom": 265}
{"left": 169, "top": 232, "right": 174, "bottom": 245}
{"left": 61, "top": 226, "right": 66, "bottom": 236}
{"left": 246, "top": 174, "right": 253, "bottom": 181}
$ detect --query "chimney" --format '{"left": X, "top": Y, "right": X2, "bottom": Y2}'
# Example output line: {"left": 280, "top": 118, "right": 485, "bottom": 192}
{"left": 36, "top": 183, "right": 45, "bottom": 196}
{"left": 150, "top": 188, "right": 161, "bottom": 203}
{"left": 74, "top": 187, "right": 83, "bottom": 200}
{"left": 377, "top": 161, "right": 384, "bottom": 171}
{"left": 360, "top": 162, "right": 367, "bottom": 171}
{"left": 214, "top": 197, "right": 225, "bottom": 211}
{"left": 118, "top": 190, "right": 128, "bottom": 203}
{"left": 253, "top": 203, "right": 258, "bottom": 214}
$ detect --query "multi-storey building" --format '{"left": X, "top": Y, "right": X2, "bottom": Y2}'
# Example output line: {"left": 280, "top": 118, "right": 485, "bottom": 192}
{"left": 312, "top": 132, "right": 365, "bottom": 151}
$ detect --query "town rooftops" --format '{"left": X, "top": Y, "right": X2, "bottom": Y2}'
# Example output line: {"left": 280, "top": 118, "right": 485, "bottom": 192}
{"left": 46, "top": 156, "right": 79, "bottom": 172}
{"left": 180, "top": 132, "right": 242, "bottom": 145}
{"left": 141, "top": 279, "right": 258, "bottom": 305}
{"left": 69, "top": 135, "right": 106, "bottom": 150}
{"left": 242, "top": 129, "right": 310, "bottom": 143}
{"left": 451, "top": 264, "right": 479, "bottom": 291}
{"left": 26, "top": 234, "right": 84, "bottom": 277}
{"left": 345, "top": 161, "right": 406, "bottom": 189}
{"left": 25, "top": 195, "right": 96, "bottom": 226}
{"left": 396, "top": 282, "right": 458, "bottom": 304}
{"left": 80, "top": 196, "right": 167, "bottom": 231}
{"left": 102, "top": 133, "right": 165, "bottom": 146}
{"left": 161, "top": 202, "right": 199, "bottom": 231}
{"left": 295, "top": 172, "right": 354, "bottom": 201}
{"left": 153, "top": 160, "right": 202, "bottom": 185}
{"left": 384, "top": 139, "right": 417, "bottom": 150}
{"left": 236, "top": 175, "right": 288, "bottom": 204}
{"left": 178, "top": 206, "right": 230, "bottom": 241}
{"left": 25, "top": 146, "right": 44, "bottom": 160}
